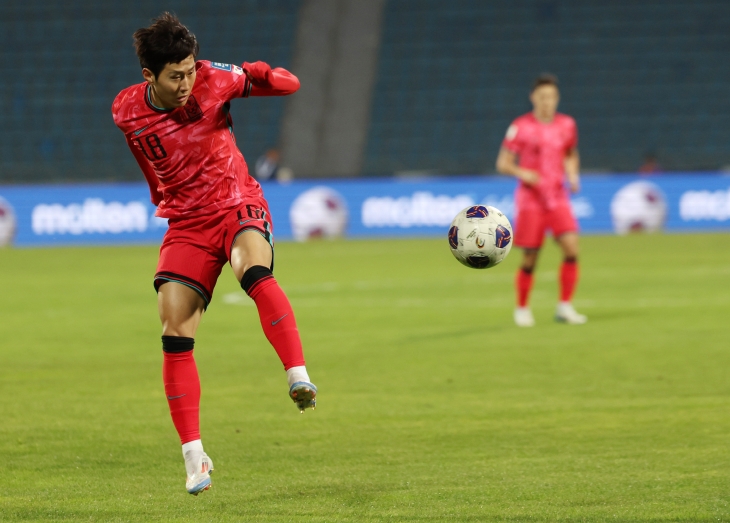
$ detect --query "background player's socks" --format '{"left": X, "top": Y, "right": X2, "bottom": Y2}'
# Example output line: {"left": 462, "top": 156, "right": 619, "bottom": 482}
{"left": 559, "top": 257, "right": 579, "bottom": 302}
{"left": 242, "top": 266, "right": 306, "bottom": 370}
{"left": 162, "top": 336, "right": 201, "bottom": 444}
{"left": 516, "top": 268, "right": 534, "bottom": 307}
{"left": 286, "top": 365, "right": 311, "bottom": 387}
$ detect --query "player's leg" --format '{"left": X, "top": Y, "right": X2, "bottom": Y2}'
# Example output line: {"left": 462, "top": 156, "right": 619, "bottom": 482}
{"left": 155, "top": 231, "right": 223, "bottom": 495}
{"left": 514, "top": 248, "right": 539, "bottom": 326}
{"left": 230, "top": 230, "right": 316, "bottom": 412}
{"left": 513, "top": 208, "right": 545, "bottom": 327}
{"left": 157, "top": 282, "right": 215, "bottom": 494}
{"left": 554, "top": 223, "right": 587, "bottom": 324}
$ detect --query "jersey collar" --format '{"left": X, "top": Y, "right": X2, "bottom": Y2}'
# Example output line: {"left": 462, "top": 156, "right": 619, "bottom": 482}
{"left": 145, "top": 84, "right": 174, "bottom": 113}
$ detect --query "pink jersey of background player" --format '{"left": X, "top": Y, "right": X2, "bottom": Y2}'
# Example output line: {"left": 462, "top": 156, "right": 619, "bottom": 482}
{"left": 496, "top": 74, "right": 587, "bottom": 327}
{"left": 112, "top": 60, "right": 298, "bottom": 219}
{"left": 502, "top": 112, "right": 578, "bottom": 211}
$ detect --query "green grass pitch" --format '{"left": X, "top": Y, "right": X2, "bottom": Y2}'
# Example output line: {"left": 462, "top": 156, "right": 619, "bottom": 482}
{"left": 0, "top": 233, "right": 729, "bottom": 522}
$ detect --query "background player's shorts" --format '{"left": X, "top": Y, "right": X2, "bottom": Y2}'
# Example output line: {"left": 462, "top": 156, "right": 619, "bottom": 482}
{"left": 154, "top": 196, "right": 273, "bottom": 308}
{"left": 514, "top": 199, "right": 578, "bottom": 249}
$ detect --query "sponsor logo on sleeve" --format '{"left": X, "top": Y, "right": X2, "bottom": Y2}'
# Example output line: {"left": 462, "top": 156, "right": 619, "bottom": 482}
{"left": 211, "top": 62, "right": 232, "bottom": 72}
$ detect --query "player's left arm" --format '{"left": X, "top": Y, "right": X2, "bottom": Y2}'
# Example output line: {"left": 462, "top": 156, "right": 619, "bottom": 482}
{"left": 564, "top": 117, "right": 580, "bottom": 193}
{"left": 565, "top": 147, "right": 580, "bottom": 193}
{"left": 242, "top": 61, "right": 300, "bottom": 96}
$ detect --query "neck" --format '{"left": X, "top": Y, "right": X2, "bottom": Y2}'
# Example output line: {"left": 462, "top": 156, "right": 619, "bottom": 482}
{"left": 147, "top": 84, "right": 170, "bottom": 110}
{"left": 534, "top": 111, "right": 555, "bottom": 123}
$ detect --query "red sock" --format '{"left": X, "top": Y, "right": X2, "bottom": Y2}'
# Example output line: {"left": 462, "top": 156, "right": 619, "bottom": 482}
{"left": 162, "top": 348, "right": 201, "bottom": 445}
{"left": 560, "top": 259, "right": 579, "bottom": 302}
{"left": 516, "top": 269, "right": 534, "bottom": 307}
{"left": 248, "top": 277, "right": 306, "bottom": 370}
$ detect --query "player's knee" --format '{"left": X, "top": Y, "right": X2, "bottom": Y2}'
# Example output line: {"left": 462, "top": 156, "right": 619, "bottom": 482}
{"left": 241, "top": 265, "right": 274, "bottom": 296}
{"left": 162, "top": 336, "right": 195, "bottom": 353}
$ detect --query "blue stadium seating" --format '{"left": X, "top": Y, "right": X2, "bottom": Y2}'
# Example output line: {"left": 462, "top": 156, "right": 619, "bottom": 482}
{"left": 363, "top": 0, "right": 730, "bottom": 174}
{"left": 0, "top": 0, "right": 301, "bottom": 182}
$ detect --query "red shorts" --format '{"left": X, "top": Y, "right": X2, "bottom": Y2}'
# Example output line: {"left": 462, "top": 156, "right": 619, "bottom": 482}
{"left": 514, "top": 200, "right": 578, "bottom": 249}
{"left": 154, "top": 197, "right": 273, "bottom": 308}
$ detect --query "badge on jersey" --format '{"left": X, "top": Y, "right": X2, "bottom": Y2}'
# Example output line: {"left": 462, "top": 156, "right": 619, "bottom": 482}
{"left": 232, "top": 65, "right": 243, "bottom": 75}
{"left": 211, "top": 62, "right": 232, "bottom": 72}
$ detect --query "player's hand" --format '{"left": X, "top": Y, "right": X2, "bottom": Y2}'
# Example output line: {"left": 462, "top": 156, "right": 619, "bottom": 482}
{"left": 242, "top": 61, "right": 273, "bottom": 87}
{"left": 569, "top": 178, "right": 580, "bottom": 193}
{"left": 517, "top": 169, "right": 540, "bottom": 186}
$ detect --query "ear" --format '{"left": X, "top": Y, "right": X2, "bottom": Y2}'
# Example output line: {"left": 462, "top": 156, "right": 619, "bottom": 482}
{"left": 142, "top": 68, "right": 156, "bottom": 84}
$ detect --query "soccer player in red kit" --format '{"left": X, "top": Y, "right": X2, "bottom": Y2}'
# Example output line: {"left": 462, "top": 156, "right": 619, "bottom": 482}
{"left": 496, "top": 74, "right": 587, "bottom": 327}
{"left": 111, "top": 13, "right": 316, "bottom": 495}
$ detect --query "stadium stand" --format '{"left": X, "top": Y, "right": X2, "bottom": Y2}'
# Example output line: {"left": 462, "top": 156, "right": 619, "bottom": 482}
{"left": 0, "top": 0, "right": 301, "bottom": 183}
{"left": 2, "top": 1, "right": 729, "bottom": 182}
{"left": 363, "top": 0, "right": 730, "bottom": 175}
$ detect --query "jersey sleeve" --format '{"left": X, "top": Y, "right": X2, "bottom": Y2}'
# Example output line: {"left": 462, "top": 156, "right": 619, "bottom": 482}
{"left": 566, "top": 117, "right": 578, "bottom": 150}
{"left": 502, "top": 120, "right": 524, "bottom": 154}
{"left": 201, "top": 61, "right": 250, "bottom": 101}
{"left": 242, "top": 61, "right": 300, "bottom": 97}
{"left": 126, "top": 136, "right": 163, "bottom": 206}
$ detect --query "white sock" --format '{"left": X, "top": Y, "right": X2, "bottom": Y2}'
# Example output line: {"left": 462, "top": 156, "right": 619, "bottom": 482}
{"left": 182, "top": 439, "right": 204, "bottom": 477}
{"left": 286, "top": 366, "right": 310, "bottom": 387}
{"left": 182, "top": 439, "right": 203, "bottom": 458}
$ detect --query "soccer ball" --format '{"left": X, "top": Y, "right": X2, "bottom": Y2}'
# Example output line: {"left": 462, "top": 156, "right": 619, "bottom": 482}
{"left": 448, "top": 205, "right": 513, "bottom": 269}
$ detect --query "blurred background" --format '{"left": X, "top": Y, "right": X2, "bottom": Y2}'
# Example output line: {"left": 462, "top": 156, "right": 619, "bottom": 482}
{"left": 2, "top": 0, "right": 729, "bottom": 183}
{"left": 1, "top": 0, "right": 729, "bottom": 245}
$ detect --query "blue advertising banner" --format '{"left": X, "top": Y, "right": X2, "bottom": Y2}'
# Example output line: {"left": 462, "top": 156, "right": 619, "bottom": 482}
{"left": 0, "top": 174, "right": 728, "bottom": 247}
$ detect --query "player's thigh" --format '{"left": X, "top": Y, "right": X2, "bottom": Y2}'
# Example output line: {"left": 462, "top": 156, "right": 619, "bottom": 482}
{"left": 550, "top": 204, "right": 579, "bottom": 258}
{"left": 155, "top": 240, "right": 224, "bottom": 306}
{"left": 521, "top": 247, "right": 541, "bottom": 270}
{"left": 230, "top": 231, "right": 273, "bottom": 281}
{"left": 157, "top": 281, "right": 206, "bottom": 337}
{"left": 224, "top": 197, "right": 275, "bottom": 281}
{"left": 514, "top": 208, "right": 546, "bottom": 249}
{"left": 555, "top": 231, "right": 579, "bottom": 258}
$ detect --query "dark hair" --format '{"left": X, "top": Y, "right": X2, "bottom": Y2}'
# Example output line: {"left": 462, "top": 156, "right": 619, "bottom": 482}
{"left": 133, "top": 12, "right": 199, "bottom": 77}
{"left": 531, "top": 73, "right": 559, "bottom": 92}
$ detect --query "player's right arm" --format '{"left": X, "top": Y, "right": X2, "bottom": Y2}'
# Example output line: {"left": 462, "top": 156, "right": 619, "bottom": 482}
{"left": 496, "top": 147, "right": 540, "bottom": 186}
{"left": 496, "top": 121, "right": 540, "bottom": 186}
{"left": 126, "top": 135, "right": 163, "bottom": 206}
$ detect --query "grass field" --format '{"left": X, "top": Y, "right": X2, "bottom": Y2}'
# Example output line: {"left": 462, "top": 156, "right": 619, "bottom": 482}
{"left": 1, "top": 233, "right": 729, "bottom": 522}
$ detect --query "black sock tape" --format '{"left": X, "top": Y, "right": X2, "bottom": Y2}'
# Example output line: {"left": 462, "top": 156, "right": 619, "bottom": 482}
{"left": 161, "top": 336, "right": 195, "bottom": 353}
{"left": 241, "top": 265, "right": 273, "bottom": 295}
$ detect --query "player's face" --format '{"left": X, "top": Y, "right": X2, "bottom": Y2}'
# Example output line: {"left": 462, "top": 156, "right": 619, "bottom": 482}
{"left": 143, "top": 54, "right": 197, "bottom": 109}
{"left": 530, "top": 84, "right": 560, "bottom": 122}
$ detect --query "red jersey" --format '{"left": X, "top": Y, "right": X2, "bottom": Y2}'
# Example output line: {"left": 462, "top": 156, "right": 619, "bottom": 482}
{"left": 502, "top": 112, "right": 578, "bottom": 210}
{"left": 112, "top": 60, "right": 299, "bottom": 218}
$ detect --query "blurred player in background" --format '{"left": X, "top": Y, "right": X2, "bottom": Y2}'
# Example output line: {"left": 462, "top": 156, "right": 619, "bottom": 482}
{"left": 496, "top": 74, "right": 587, "bottom": 327}
{"left": 112, "top": 13, "right": 317, "bottom": 495}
